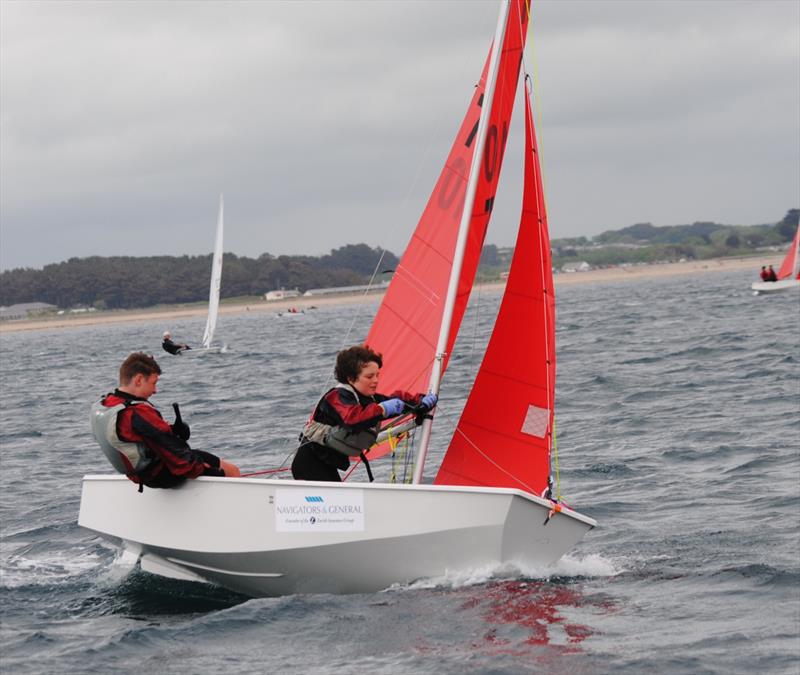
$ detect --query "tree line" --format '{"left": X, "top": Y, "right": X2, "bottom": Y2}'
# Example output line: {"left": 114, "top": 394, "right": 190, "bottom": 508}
{"left": 2, "top": 210, "right": 797, "bottom": 310}
{"left": 550, "top": 210, "right": 798, "bottom": 269}
{"left": 0, "top": 244, "right": 399, "bottom": 310}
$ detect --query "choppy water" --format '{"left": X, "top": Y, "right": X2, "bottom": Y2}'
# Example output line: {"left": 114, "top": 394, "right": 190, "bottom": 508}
{"left": 1, "top": 270, "right": 798, "bottom": 674}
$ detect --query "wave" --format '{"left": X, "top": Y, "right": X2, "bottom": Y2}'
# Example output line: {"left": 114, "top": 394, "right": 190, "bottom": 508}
{"left": 711, "top": 563, "right": 800, "bottom": 587}
{"left": 574, "top": 462, "right": 635, "bottom": 477}
{"left": 0, "top": 429, "right": 44, "bottom": 440}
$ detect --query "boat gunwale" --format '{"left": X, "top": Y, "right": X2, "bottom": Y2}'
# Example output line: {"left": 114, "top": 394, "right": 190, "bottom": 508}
{"left": 80, "top": 474, "right": 597, "bottom": 527}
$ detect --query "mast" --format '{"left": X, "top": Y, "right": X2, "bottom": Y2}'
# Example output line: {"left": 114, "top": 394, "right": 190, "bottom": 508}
{"left": 411, "top": 0, "right": 512, "bottom": 485}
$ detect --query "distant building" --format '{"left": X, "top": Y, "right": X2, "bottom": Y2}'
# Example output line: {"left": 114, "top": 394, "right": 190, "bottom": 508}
{"left": 265, "top": 289, "right": 301, "bottom": 301}
{"left": 0, "top": 302, "right": 58, "bottom": 321}
{"left": 560, "top": 261, "right": 591, "bottom": 273}
{"left": 302, "top": 281, "right": 389, "bottom": 297}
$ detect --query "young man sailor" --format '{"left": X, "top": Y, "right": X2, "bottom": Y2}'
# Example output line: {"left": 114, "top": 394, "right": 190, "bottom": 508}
{"left": 90, "top": 352, "right": 240, "bottom": 490}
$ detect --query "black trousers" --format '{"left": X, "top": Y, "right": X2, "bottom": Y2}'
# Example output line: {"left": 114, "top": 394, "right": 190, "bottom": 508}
{"left": 291, "top": 444, "right": 342, "bottom": 482}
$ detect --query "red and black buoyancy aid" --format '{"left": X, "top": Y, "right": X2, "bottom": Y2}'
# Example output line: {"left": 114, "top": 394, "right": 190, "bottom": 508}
{"left": 90, "top": 395, "right": 155, "bottom": 489}
{"left": 302, "top": 384, "right": 383, "bottom": 455}
{"left": 90, "top": 391, "right": 213, "bottom": 490}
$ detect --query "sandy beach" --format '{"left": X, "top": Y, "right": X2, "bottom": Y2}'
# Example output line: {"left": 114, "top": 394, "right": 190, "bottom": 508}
{"left": 0, "top": 254, "right": 780, "bottom": 334}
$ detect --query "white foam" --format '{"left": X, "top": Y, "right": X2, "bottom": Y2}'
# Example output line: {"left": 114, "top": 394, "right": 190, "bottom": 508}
{"left": 388, "top": 553, "right": 621, "bottom": 592}
{"left": 547, "top": 552, "right": 622, "bottom": 578}
{"left": 1, "top": 547, "right": 107, "bottom": 589}
{"left": 96, "top": 547, "right": 139, "bottom": 585}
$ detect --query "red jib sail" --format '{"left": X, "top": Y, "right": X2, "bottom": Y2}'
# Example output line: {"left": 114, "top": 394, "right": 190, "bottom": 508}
{"left": 435, "top": 87, "right": 554, "bottom": 496}
{"left": 776, "top": 223, "right": 800, "bottom": 280}
{"left": 364, "top": 1, "right": 529, "bottom": 460}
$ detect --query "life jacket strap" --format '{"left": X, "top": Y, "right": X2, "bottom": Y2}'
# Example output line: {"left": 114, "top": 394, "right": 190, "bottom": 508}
{"left": 359, "top": 452, "right": 374, "bottom": 482}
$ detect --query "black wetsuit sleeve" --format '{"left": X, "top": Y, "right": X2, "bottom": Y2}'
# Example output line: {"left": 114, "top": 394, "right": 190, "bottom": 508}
{"left": 130, "top": 407, "right": 212, "bottom": 478}
{"left": 162, "top": 340, "right": 181, "bottom": 355}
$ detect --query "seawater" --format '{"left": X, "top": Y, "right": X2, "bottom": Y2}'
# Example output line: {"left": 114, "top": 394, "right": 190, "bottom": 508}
{"left": 1, "top": 269, "right": 798, "bottom": 674}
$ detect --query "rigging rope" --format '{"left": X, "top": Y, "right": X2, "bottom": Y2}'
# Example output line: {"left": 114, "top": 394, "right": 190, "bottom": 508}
{"left": 552, "top": 418, "right": 562, "bottom": 501}
{"left": 240, "top": 467, "right": 291, "bottom": 478}
{"left": 452, "top": 424, "right": 539, "bottom": 495}
{"left": 466, "top": 281, "right": 483, "bottom": 365}
{"left": 390, "top": 426, "right": 416, "bottom": 484}
{"left": 523, "top": 0, "right": 548, "bottom": 198}
{"left": 341, "top": 414, "right": 418, "bottom": 482}
{"left": 242, "top": 445, "right": 298, "bottom": 476}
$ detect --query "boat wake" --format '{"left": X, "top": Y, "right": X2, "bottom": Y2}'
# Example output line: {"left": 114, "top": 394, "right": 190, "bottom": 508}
{"left": 391, "top": 553, "right": 620, "bottom": 592}
{"left": 1, "top": 539, "right": 109, "bottom": 589}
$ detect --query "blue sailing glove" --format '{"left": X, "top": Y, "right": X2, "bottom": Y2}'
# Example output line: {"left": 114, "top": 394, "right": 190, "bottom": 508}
{"left": 420, "top": 392, "right": 438, "bottom": 411}
{"left": 379, "top": 398, "right": 405, "bottom": 417}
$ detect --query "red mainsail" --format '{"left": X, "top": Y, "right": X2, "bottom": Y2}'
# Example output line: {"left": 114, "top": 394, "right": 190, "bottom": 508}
{"left": 776, "top": 224, "right": 800, "bottom": 280}
{"left": 435, "top": 89, "right": 554, "bottom": 495}
{"left": 364, "top": 1, "right": 529, "bottom": 458}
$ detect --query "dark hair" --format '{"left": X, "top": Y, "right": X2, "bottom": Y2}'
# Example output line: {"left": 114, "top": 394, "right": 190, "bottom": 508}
{"left": 119, "top": 352, "right": 162, "bottom": 384}
{"left": 334, "top": 345, "right": 383, "bottom": 384}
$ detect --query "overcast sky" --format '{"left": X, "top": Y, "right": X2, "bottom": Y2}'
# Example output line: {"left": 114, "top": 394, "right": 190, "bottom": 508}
{"left": 1, "top": 0, "right": 798, "bottom": 271}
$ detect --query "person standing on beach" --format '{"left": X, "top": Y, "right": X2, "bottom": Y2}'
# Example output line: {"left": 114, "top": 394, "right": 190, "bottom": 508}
{"left": 90, "top": 352, "right": 240, "bottom": 491}
{"left": 162, "top": 331, "right": 191, "bottom": 355}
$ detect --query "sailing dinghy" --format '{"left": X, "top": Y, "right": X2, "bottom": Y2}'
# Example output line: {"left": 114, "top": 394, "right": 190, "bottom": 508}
{"left": 751, "top": 223, "right": 800, "bottom": 294}
{"left": 181, "top": 195, "right": 226, "bottom": 354}
{"left": 79, "top": 0, "right": 596, "bottom": 597}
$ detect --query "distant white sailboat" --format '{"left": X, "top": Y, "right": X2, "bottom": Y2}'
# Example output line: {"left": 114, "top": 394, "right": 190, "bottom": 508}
{"left": 751, "top": 223, "right": 800, "bottom": 295}
{"left": 182, "top": 195, "right": 226, "bottom": 354}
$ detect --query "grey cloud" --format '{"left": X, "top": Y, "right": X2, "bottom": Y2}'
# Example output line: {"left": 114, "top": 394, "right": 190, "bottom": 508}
{"left": 1, "top": 0, "right": 797, "bottom": 270}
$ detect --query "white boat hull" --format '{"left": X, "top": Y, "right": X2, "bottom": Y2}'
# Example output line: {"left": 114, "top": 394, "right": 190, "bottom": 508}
{"left": 178, "top": 346, "right": 223, "bottom": 356}
{"left": 751, "top": 279, "right": 800, "bottom": 294}
{"left": 78, "top": 475, "right": 596, "bottom": 597}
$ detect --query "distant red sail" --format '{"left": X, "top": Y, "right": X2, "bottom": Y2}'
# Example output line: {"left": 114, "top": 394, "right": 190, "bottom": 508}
{"left": 363, "top": 0, "right": 529, "bottom": 461}
{"left": 435, "top": 88, "right": 554, "bottom": 495}
{"left": 776, "top": 224, "right": 800, "bottom": 280}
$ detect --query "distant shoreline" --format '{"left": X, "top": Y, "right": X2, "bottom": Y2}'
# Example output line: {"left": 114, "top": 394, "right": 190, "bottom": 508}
{"left": 0, "top": 254, "right": 779, "bottom": 334}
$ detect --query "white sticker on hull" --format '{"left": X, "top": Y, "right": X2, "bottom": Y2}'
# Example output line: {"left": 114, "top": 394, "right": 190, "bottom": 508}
{"left": 275, "top": 488, "right": 365, "bottom": 532}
